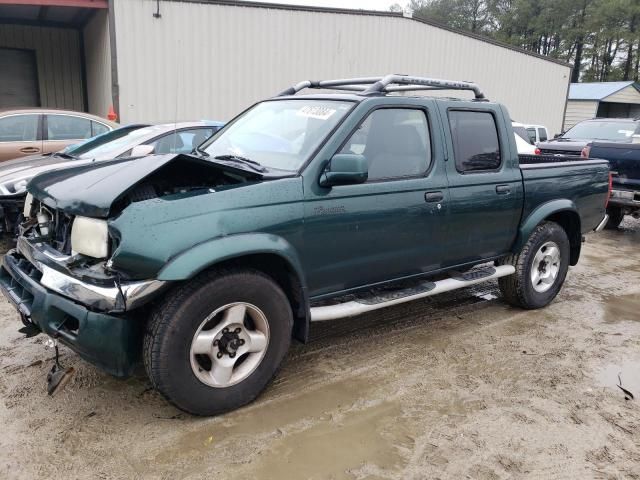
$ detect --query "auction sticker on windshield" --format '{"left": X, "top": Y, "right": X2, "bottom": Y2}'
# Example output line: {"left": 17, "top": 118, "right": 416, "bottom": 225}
{"left": 297, "top": 105, "right": 337, "bottom": 120}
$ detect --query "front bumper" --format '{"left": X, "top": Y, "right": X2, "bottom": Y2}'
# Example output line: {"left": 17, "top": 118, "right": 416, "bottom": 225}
{"left": 0, "top": 238, "right": 168, "bottom": 377}
{"left": 16, "top": 236, "right": 166, "bottom": 312}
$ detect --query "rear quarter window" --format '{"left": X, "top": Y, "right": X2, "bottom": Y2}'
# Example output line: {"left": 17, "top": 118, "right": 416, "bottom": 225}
{"left": 448, "top": 110, "right": 501, "bottom": 173}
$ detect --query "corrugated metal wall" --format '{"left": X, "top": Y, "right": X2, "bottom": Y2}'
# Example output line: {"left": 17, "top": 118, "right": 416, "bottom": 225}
{"left": 113, "top": 0, "right": 570, "bottom": 134}
{"left": 564, "top": 100, "right": 598, "bottom": 130}
{"left": 0, "top": 23, "right": 84, "bottom": 110}
{"left": 83, "top": 10, "right": 112, "bottom": 117}
{"left": 604, "top": 85, "right": 640, "bottom": 104}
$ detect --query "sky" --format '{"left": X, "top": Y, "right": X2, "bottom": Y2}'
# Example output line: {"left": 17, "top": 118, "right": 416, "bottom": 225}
{"left": 237, "top": 0, "right": 399, "bottom": 11}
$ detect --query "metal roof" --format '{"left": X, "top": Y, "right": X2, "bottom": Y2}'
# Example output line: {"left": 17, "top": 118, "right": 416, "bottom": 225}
{"left": 568, "top": 81, "right": 640, "bottom": 100}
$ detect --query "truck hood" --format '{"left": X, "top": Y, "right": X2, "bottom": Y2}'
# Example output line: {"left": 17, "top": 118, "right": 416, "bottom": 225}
{"left": 537, "top": 138, "right": 589, "bottom": 153}
{"left": 27, "top": 153, "right": 266, "bottom": 218}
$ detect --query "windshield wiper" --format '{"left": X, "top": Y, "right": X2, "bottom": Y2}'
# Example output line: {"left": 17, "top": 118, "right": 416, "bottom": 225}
{"left": 52, "top": 152, "right": 78, "bottom": 159}
{"left": 213, "top": 154, "right": 266, "bottom": 172}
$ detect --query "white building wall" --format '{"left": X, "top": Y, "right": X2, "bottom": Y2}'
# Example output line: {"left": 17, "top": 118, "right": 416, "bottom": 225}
{"left": 113, "top": 0, "right": 570, "bottom": 134}
{"left": 563, "top": 100, "right": 598, "bottom": 130}
{"left": 83, "top": 10, "right": 112, "bottom": 118}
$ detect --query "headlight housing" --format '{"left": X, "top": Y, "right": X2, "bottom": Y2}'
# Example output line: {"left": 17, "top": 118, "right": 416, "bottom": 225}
{"left": 71, "top": 216, "right": 109, "bottom": 258}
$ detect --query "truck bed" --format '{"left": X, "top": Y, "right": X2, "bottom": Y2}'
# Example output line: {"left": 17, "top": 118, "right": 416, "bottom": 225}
{"left": 519, "top": 157, "right": 610, "bottom": 232}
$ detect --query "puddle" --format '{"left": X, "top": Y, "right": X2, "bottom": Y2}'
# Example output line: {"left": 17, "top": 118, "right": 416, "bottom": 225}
{"left": 602, "top": 293, "right": 640, "bottom": 324}
{"left": 232, "top": 401, "right": 409, "bottom": 480}
{"left": 154, "top": 375, "right": 380, "bottom": 465}
{"left": 595, "top": 359, "right": 640, "bottom": 398}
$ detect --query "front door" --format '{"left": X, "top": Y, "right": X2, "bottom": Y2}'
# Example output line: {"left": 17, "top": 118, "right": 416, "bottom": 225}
{"left": 302, "top": 104, "right": 449, "bottom": 298}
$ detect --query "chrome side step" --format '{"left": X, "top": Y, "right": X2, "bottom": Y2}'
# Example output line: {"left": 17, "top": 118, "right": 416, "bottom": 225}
{"left": 309, "top": 264, "right": 515, "bottom": 322}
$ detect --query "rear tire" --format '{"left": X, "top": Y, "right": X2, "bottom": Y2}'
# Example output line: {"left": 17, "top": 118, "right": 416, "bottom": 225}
{"left": 143, "top": 268, "right": 293, "bottom": 416}
{"left": 498, "top": 221, "right": 570, "bottom": 309}
{"left": 604, "top": 207, "right": 624, "bottom": 230}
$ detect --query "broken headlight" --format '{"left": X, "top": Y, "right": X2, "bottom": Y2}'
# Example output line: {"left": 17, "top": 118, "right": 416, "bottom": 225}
{"left": 70, "top": 216, "right": 109, "bottom": 259}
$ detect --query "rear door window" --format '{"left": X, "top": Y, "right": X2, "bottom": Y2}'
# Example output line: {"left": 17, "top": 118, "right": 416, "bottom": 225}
{"left": 46, "top": 115, "right": 92, "bottom": 140}
{"left": 0, "top": 114, "right": 39, "bottom": 142}
{"left": 448, "top": 110, "right": 501, "bottom": 173}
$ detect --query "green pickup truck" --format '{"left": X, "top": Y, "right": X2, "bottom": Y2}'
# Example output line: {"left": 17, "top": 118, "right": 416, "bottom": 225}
{"left": 0, "top": 75, "right": 610, "bottom": 416}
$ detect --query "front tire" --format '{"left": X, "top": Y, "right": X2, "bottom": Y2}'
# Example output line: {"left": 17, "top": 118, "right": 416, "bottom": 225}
{"left": 143, "top": 269, "right": 293, "bottom": 416}
{"left": 498, "top": 221, "right": 570, "bottom": 309}
{"left": 604, "top": 206, "right": 624, "bottom": 230}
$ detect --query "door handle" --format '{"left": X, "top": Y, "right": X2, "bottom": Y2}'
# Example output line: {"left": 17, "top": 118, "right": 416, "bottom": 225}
{"left": 496, "top": 185, "right": 511, "bottom": 194}
{"left": 424, "top": 191, "right": 444, "bottom": 203}
{"left": 19, "top": 147, "right": 39, "bottom": 154}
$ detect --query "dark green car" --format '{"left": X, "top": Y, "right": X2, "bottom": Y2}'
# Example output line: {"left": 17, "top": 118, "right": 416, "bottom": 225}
{"left": 0, "top": 75, "right": 610, "bottom": 416}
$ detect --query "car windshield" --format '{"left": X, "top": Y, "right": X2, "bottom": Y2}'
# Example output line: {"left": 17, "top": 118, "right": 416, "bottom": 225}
{"left": 76, "top": 125, "right": 168, "bottom": 159}
{"left": 202, "top": 99, "right": 353, "bottom": 171}
{"left": 64, "top": 125, "right": 146, "bottom": 156}
{"left": 563, "top": 120, "right": 639, "bottom": 141}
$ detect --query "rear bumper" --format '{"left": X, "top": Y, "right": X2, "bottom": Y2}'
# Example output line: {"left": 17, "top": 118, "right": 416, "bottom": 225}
{"left": 0, "top": 250, "right": 143, "bottom": 377}
{"left": 609, "top": 188, "right": 640, "bottom": 209}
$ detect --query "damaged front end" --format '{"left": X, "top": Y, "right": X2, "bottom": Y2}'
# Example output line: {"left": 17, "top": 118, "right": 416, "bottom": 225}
{"left": 0, "top": 153, "right": 273, "bottom": 376}
{"left": 0, "top": 206, "right": 166, "bottom": 377}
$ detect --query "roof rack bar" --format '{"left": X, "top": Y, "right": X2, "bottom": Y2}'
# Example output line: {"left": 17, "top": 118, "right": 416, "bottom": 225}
{"left": 361, "top": 74, "right": 486, "bottom": 99}
{"left": 276, "top": 75, "right": 487, "bottom": 100}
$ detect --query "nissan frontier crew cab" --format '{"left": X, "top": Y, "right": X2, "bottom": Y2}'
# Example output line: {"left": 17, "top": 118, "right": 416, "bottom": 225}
{"left": 0, "top": 75, "right": 611, "bottom": 416}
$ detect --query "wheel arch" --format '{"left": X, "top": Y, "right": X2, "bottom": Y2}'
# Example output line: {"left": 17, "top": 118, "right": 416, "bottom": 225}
{"left": 157, "top": 234, "right": 310, "bottom": 342}
{"left": 515, "top": 200, "right": 582, "bottom": 266}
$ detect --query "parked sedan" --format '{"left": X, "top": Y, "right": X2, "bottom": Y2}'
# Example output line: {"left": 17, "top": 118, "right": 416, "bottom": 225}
{"left": 0, "top": 121, "right": 224, "bottom": 234}
{"left": 0, "top": 109, "right": 119, "bottom": 162}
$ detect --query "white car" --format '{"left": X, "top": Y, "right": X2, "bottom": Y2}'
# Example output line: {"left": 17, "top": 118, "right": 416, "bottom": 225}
{"left": 514, "top": 122, "right": 550, "bottom": 144}
{"left": 512, "top": 122, "right": 538, "bottom": 154}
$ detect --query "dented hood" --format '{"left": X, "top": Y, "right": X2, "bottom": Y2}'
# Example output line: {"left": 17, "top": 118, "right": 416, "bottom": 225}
{"left": 27, "top": 153, "right": 262, "bottom": 218}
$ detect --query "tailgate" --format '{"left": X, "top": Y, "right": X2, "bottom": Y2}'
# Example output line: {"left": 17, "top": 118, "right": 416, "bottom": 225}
{"left": 590, "top": 142, "right": 640, "bottom": 190}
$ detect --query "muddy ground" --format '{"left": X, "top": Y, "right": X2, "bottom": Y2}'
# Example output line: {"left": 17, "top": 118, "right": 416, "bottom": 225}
{"left": 0, "top": 220, "right": 639, "bottom": 480}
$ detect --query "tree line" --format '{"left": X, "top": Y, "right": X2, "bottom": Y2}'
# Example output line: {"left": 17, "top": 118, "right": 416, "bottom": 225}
{"left": 390, "top": 0, "right": 640, "bottom": 83}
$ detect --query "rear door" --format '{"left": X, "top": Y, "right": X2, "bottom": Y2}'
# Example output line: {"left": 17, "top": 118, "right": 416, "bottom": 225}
{"left": 0, "top": 113, "right": 42, "bottom": 161}
{"left": 439, "top": 104, "right": 523, "bottom": 266}
{"left": 43, "top": 114, "right": 94, "bottom": 154}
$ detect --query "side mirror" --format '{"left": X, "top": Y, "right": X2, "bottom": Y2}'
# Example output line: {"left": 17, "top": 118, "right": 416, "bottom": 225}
{"left": 130, "top": 144, "right": 155, "bottom": 157}
{"left": 319, "top": 154, "right": 368, "bottom": 187}
{"left": 553, "top": 132, "right": 563, "bottom": 139}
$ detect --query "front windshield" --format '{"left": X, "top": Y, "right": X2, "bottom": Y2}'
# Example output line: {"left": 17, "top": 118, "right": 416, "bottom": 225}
{"left": 563, "top": 120, "right": 639, "bottom": 141}
{"left": 77, "top": 125, "right": 166, "bottom": 159}
{"left": 203, "top": 99, "right": 353, "bottom": 171}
